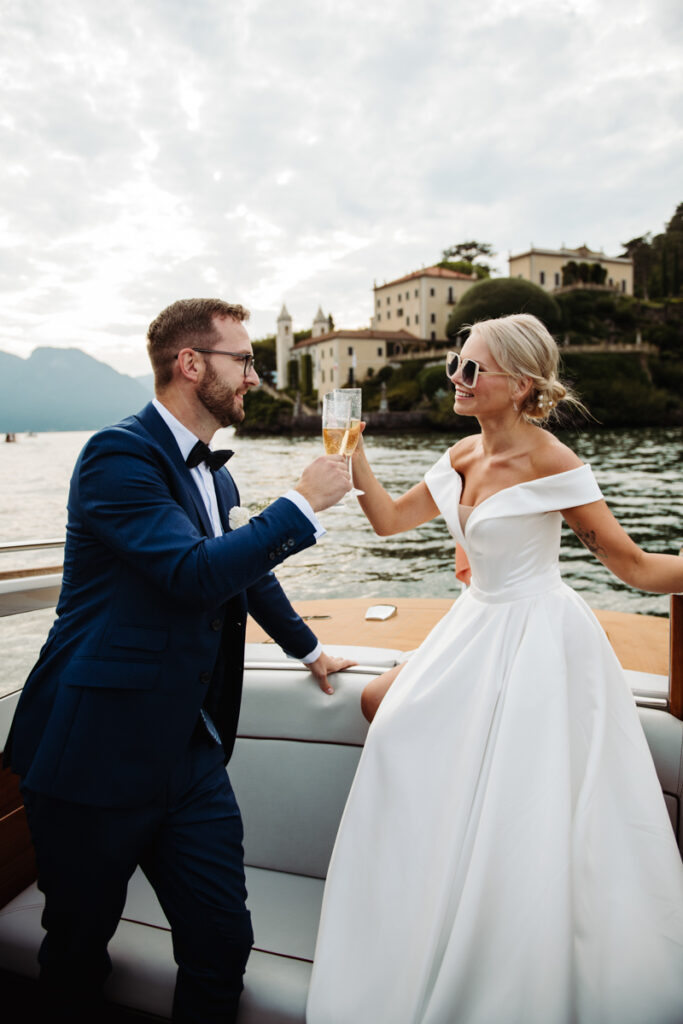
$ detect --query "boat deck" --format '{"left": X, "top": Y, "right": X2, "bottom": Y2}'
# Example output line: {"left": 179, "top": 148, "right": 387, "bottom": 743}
{"left": 247, "top": 598, "right": 670, "bottom": 676}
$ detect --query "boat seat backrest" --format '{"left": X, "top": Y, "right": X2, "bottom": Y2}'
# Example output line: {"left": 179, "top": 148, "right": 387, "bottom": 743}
{"left": 230, "top": 649, "right": 375, "bottom": 879}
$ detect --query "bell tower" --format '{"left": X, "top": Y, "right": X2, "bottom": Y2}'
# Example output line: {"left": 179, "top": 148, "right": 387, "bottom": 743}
{"left": 312, "top": 307, "right": 328, "bottom": 338}
{"left": 276, "top": 304, "right": 293, "bottom": 390}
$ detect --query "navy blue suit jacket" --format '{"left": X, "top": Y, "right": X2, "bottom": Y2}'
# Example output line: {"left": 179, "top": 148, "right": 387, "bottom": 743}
{"left": 6, "top": 403, "right": 318, "bottom": 807}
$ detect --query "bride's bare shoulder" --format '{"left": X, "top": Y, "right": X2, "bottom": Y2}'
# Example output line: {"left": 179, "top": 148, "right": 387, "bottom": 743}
{"left": 448, "top": 435, "right": 479, "bottom": 468}
{"left": 531, "top": 433, "right": 584, "bottom": 477}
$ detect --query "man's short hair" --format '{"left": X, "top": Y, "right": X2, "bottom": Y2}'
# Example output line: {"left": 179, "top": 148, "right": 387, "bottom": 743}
{"left": 147, "top": 298, "right": 250, "bottom": 390}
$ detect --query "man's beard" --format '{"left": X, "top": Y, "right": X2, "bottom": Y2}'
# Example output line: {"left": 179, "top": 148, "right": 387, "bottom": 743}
{"left": 197, "top": 361, "right": 245, "bottom": 427}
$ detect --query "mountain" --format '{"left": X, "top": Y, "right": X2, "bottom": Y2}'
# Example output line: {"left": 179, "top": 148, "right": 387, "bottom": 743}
{"left": 0, "top": 348, "right": 152, "bottom": 432}
{"left": 136, "top": 373, "right": 155, "bottom": 394}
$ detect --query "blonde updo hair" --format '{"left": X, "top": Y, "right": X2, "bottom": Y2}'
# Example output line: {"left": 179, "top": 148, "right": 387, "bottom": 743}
{"left": 468, "top": 313, "right": 581, "bottom": 423}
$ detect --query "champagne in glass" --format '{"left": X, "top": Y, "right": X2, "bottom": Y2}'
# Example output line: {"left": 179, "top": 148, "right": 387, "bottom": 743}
{"left": 333, "top": 388, "right": 364, "bottom": 496}
{"left": 322, "top": 391, "right": 353, "bottom": 454}
{"left": 322, "top": 391, "right": 353, "bottom": 506}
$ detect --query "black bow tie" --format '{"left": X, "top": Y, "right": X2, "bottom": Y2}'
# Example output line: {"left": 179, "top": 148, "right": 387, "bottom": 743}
{"left": 186, "top": 440, "right": 234, "bottom": 471}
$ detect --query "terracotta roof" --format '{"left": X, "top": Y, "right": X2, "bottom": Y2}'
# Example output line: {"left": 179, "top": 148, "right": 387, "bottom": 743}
{"left": 374, "top": 265, "right": 476, "bottom": 290}
{"left": 292, "top": 328, "right": 420, "bottom": 350}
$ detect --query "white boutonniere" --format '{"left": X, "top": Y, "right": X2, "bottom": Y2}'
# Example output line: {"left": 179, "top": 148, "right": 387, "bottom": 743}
{"left": 228, "top": 505, "right": 252, "bottom": 530}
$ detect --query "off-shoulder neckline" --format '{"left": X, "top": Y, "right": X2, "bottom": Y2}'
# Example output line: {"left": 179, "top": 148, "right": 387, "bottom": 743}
{"left": 445, "top": 457, "right": 590, "bottom": 514}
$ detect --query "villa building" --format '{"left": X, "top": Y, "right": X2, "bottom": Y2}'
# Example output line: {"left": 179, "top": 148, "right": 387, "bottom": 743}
{"left": 508, "top": 245, "right": 633, "bottom": 295}
{"left": 276, "top": 303, "right": 419, "bottom": 398}
{"left": 371, "top": 265, "right": 476, "bottom": 341}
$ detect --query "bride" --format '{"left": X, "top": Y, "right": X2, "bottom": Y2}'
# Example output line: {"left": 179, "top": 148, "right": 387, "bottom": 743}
{"left": 306, "top": 313, "right": 683, "bottom": 1024}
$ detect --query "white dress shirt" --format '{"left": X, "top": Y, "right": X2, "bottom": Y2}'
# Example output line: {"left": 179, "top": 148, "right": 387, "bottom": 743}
{"left": 152, "top": 399, "right": 322, "bottom": 662}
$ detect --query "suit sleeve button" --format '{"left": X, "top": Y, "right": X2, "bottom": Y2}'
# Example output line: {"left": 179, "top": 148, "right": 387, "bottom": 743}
{"left": 287, "top": 538, "right": 295, "bottom": 548}
{"left": 268, "top": 551, "right": 276, "bottom": 560}
{"left": 199, "top": 671, "right": 211, "bottom": 684}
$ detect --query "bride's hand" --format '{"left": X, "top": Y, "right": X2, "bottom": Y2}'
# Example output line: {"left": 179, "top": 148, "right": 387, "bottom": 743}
{"left": 352, "top": 422, "right": 367, "bottom": 460}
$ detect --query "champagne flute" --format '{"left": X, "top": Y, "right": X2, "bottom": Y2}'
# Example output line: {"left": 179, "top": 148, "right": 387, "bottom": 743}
{"left": 322, "top": 391, "right": 354, "bottom": 505}
{"left": 322, "top": 390, "right": 353, "bottom": 455}
{"left": 333, "top": 388, "right": 364, "bottom": 497}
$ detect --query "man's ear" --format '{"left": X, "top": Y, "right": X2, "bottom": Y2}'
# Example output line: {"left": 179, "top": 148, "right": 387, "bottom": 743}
{"left": 176, "top": 348, "right": 201, "bottom": 383}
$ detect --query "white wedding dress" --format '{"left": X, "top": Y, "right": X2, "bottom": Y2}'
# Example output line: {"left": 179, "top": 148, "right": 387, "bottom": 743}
{"left": 307, "top": 455, "right": 683, "bottom": 1024}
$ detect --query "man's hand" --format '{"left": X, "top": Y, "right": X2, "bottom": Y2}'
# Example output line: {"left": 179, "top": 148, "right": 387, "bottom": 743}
{"left": 306, "top": 651, "right": 357, "bottom": 695}
{"left": 295, "top": 455, "right": 350, "bottom": 512}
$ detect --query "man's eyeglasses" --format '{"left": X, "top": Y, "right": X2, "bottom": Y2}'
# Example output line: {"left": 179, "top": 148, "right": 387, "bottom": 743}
{"left": 177, "top": 348, "right": 257, "bottom": 378}
{"left": 445, "top": 351, "right": 511, "bottom": 389}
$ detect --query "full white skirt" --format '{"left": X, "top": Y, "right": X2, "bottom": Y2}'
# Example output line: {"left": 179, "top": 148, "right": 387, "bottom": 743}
{"left": 306, "top": 584, "right": 683, "bottom": 1024}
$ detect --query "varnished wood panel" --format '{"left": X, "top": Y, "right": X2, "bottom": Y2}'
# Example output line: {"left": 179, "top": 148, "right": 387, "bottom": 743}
{"left": 0, "top": 759, "right": 37, "bottom": 909}
{"left": 247, "top": 598, "right": 670, "bottom": 675}
{"left": 0, "top": 759, "right": 24, "bottom": 819}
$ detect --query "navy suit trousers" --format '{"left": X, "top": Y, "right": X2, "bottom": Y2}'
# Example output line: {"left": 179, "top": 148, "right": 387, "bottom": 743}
{"left": 22, "top": 726, "right": 253, "bottom": 1024}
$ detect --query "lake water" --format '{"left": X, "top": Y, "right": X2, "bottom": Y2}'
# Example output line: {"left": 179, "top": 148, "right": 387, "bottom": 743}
{"left": 1, "top": 425, "right": 681, "bottom": 696}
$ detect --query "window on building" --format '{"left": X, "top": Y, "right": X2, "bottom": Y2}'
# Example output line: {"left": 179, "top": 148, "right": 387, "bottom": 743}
{"left": 430, "top": 287, "right": 435, "bottom": 296}
{"left": 448, "top": 286, "right": 453, "bottom": 303}
{"left": 415, "top": 289, "right": 418, "bottom": 298}
{"left": 621, "top": 280, "right": 626, "bottom": 293}
{"left": 321, "top": 370, "right": 325, "bottom": 382}
{"left": 387, "top": 296, "right": 390, "bottom": 304}
{"left": 284, "top": 324, "right": 289, "bottom": 334}
{"left": 377, "top": 300, "right": 381, "bottom": 309}
{"left": 608, "top": 277, "right": 613, "bottom": 286}
{"left": 430, "top": 331, "right": 436, "bottom": 341}
{"left": 397, "top": 308, "right": 403, "bottom": 317}
{"left": 415, "top": 314, "right": 419, "bottom": 324}
{"left": 330, "top": 347, "right": 333, "bottom": 357}
{"left": 539, "top": 271, "right": 546, "bottom": 285}
{"left": 387, "top": 311, "right": 391, "bottom": 319}
{"left": 376, "top": 313, "right": 381, "bottom": 321}
{"left": 554, "top": 273, "right": 560, "bottom": 287}
{"left": 331, "top": 368, "right": 334, "bottom": 382}
{"left": 377, "top": 347, "right": 382, "bottom": 357}
{"left": 430, "top": 313, "right": 436, "bottom": 323}
{"left": 348, "top": 346, "right": 353, "bottom": 356}
{"left": 406, "top": 316, "right": 410, "bottom": 326}
{"left": 398, "top": 292, "right": 402, "bottom": 301}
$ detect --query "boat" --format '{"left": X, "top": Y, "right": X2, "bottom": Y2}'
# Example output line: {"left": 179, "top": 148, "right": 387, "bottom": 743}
{"left": 0, "top": 541, "right": 681, "bottom": 1022}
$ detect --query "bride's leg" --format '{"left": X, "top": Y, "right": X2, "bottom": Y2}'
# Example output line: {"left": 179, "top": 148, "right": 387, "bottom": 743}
{"left": 360, "top": 662, "right": 405, "bottom": 723}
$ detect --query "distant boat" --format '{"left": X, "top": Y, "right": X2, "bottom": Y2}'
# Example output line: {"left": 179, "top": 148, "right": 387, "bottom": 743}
{"left": 4, "top": 433, "right": 16, "bottom": 443}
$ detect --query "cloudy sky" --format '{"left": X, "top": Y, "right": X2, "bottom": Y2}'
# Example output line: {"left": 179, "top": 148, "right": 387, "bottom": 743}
{"left": 2, "top": 0, "right": 682, "bottom": 376}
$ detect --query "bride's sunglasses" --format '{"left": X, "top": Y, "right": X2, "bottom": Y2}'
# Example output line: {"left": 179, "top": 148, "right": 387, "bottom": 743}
{"left": 445, "top": 351, "right": 511, "bottom": 389}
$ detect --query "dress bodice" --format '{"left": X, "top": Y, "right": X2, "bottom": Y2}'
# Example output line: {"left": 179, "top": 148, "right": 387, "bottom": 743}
{"left": 425, "top": 451, "right": 603, "bottom": 602}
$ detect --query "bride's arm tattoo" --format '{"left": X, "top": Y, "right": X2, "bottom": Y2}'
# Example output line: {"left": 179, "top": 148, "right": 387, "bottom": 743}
{"left": 574, "top": 520, "right": 608, "bottom": 560}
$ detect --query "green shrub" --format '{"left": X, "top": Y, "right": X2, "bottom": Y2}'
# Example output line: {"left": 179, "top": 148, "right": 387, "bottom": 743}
{"left": 425, "top": 390, "right": 475, "bottom": 431}
{"left": 386, "top": 379, "right": 420, "bottom": 410}
{"left": 561, "top": 352, "right": 648, "bottom": 385}
{"left": 646, "top": 322, "right": 683, "bottom": 355}
{"left": 252, "top": 335, "right": 276, "bottom": 385}
{"left": 301, "top": 353, "right": 313, "bottom": 395}
{"left": 417, "top": 364, "right": 447, "bottom": 400}
{"left": 650, "top": 357, "right": 683, "bottom": 393}
{"left": 578, "top": 379, "right": 672, "bottom": 427}
{"left": 240, "top": 389, "right": 291, "bottom": 431}
{"left": 447, "top": 278, "right": 562, "bottom": 337}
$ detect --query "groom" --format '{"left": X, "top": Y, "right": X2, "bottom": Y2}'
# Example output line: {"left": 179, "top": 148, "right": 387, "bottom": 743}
{"left": 5, "top": 298, "right": 352, "bottom": 1023}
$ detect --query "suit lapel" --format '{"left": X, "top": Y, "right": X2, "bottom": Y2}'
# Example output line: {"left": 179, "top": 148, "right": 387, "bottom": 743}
{"left": 132, "top": 403, "right": 215, "bottom": 538}
{"left": 213, "top": 467, "right": 239, "bottom": 533}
